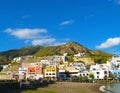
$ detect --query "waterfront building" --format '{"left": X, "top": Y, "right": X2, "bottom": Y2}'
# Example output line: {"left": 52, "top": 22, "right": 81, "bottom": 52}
{"left": 44, "top": 66, "right": 58, "bottom": 79}
{"left": 27, "top": 65, "right": 43, "bottom": 80}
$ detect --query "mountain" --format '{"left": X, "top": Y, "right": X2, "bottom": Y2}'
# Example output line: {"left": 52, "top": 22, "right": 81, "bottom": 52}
{"left": 35, "top": 42, "right": 91, "bottom": 57}
{"left": 0, "top": 46, "right": 42, "bottom": 65}
{"left": 35, "top": 42, "right": 113, "bottom": 64}
{"left": 0, "top": 41, "right": 113, "bottom": 65}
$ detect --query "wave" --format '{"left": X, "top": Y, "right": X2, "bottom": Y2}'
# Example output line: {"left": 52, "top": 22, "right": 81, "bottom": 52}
{"left": 99, "top": 85, "right": 115, "bottom": 93}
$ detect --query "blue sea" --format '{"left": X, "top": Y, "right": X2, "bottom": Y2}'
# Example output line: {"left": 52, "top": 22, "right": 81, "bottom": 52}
{"left": 105, "top": 82, "right": 120, "bottom": 93}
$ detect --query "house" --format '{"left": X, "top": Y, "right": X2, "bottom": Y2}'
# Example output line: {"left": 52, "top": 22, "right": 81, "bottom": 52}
{"left": 74, "top": 52, "right": 85, "bottom": 57}
{"left": 19, "top": 67, "right": 28, "bottom": 75}
{"left": 27, "top": 64, "right": 43, "bottom": 80}
{"left": 94, "top": 70, "right": 110, "bottom": 80}
{"left": 19, "top": 67, "right": 28, "bottom": 80}
{"left": 79, "top": 70, "right": 90, "bottom": 77}
{"left": 44, "top": 66, "right": 58, "bottom": 79}
{"left": 69, "top": 62, "right": 86, "bottom": 71}
{"left": 109, "top": 69, "right": 120, "bottom": 79}
{"left": 90, "top": 63, "right": 110, "bottom": 80}
{"left": 13, "top": 57, "right": 22, "bottom": 63}
{"left": 65, "top": 66, "right": 80, "bottom": 77}
{"left": 110, "top": 56, "right": 120, "bottom": 69}
{"left": 58, "top": 67, "right": 67, "bottom": 80}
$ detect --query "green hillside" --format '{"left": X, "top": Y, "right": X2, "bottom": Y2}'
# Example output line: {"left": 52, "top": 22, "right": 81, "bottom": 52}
{"left": 0, "top": 41, "right": 113, "bottom": 65}
{"left": 89, "top": 50, "right": 113, "bottom": 64}
{"left": 35, "top": 42, "right": 90, "bottom": 57}
{"left": 35, "top": 42, "right": 113, "bottom": 64}
{"left": 0, "top": 46, "right": 42, "bottom": 65}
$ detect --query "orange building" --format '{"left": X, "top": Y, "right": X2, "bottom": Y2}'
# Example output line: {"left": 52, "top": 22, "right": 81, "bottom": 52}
{"left": 27, "top": 65, "right": 43, "bottom": 79}
{"left": 28, "top": 66, "right": 43, "bottom": 74}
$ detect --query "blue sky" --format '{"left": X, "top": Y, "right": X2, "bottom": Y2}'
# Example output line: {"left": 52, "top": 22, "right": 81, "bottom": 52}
{"left": 0, "top": 0, "right": 120, "bottom": 55}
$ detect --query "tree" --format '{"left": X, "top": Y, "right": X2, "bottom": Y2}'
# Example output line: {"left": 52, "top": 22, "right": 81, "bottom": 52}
{"left": 109, "top": 73, "right": 114, "bottom": 80}
{"left": 89, "top": 74, "right": 94, "bottom": 82}
{"left": 66, "top": 56, "right": 74, "bottom": 62}
{"left": 104, "top": 75, "right": 108, "bottom": 80}
{"left": 78, "top": 76, "right": 89, "bottom": 82}
{"left": 89, "top": 74, "right": 94, "bottom": 80}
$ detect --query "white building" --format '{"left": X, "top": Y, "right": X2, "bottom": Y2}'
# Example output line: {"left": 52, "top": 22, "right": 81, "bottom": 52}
{"left": 79, "top": 71, "right": 90, "bottom": 77}
{"left": 94, "top": 70, "right": 109, "bottom": 79}
{"left": 19, "top": 67, "right": 28, "bottom": 75}
{"left": 13, "top": 57, "right": 22, "bottom": 63}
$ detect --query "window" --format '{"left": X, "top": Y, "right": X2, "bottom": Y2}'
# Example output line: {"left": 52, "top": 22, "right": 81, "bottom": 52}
{"left": 109, "top": 71, "right": 111, "bottom": 74}
{"left": 97, "top": 76, "right": 99, "bottom": 79}
{"left": 104, "top": 71, "right": 107, "bottom": 74}
{"left": 52, "top": 73, "right": 55, "bottom": 75}
{"left": 96, "top": 72, "right": 99, "bottom": 74}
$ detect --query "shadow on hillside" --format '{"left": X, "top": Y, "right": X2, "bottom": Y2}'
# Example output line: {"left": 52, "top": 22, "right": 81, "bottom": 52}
{"left": 0, "top": 79, "right": 55, "bottom": 93}
{"left": 0, "top": 66, "right": 3, "bottom": 72}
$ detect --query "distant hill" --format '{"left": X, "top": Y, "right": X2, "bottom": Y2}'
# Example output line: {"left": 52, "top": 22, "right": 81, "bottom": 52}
{"left": 0, "top": 46, "right": 42, "bottom": 65}
{"left": 0, "top": 41, "right": 113, "bottom": 65}
{"left": 35, "top": 42, "right": 90, "bottom": 57}
{"left": 35, "top": 42, "right": 113, "bottom": 64}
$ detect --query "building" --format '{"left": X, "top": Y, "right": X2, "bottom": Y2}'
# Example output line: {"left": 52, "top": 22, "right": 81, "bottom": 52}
{"left": 94, "top": 70, "right": 109, "bottom": 79}
{"left": 44, "top": 66, "right": 58, "bottom": 79}
{"left": 58, "top": 67, "right": 67, "bottom": 80}
{"left": 65, "top": 66, "right": 80, "bottom": 77}
{"left": 27, "top": 65, "right": 43, "bottom": 80}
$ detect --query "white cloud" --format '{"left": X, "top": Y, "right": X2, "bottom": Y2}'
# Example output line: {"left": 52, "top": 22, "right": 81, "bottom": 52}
{"left": 4, "top": 28, "right": 70, "bottom": 46}
{"left": 53, "top": 42, "right": 66, "bottom": 46}
{"left": 32, "top": 38, "right": 56, "bottom": 46}
{"left": 24, "top": 40, "right": 30, "bottom": 44}
{"left": 96, "top": 37, "right": 120, "bottom": 49}
{"left": 60, "top": 20, "right": 74, "bottom": 26}
{"left": 5, "top": 28, "right": 47, "bottom": 39}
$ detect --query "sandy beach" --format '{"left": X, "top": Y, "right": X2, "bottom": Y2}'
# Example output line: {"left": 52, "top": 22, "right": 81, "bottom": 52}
{"left": 23, "top": 82, "right": 103, "bottom": 93}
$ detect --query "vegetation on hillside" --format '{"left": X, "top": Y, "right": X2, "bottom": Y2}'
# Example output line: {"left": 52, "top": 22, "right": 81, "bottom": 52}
{"left": 0, "top": 41, "right": 113, "bottom": 65}
{"left": 0, "top": 46, "right": 42, "bottom": 65}
{"left": 35, "top": 42, "right": 112, "bottom": 64}
{"left": 35, "top": 42, "right": 90, "bottom": 57}
{"left": 89, "top": 50, "right": 113, "bottom": 64}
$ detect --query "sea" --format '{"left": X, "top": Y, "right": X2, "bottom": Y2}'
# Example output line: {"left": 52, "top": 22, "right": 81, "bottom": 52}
{"left": 105, "top": 82, "right": 120, "bottom": 93}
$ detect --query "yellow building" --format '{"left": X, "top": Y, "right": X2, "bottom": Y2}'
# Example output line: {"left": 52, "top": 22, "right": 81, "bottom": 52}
{"left": 44, "top": 66, "right": 58, "bottom": 78}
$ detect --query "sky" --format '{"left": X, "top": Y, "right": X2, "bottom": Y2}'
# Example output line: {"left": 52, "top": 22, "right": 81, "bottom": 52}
{"left": 0, "top": 0, "right": 120, "bottom": 55}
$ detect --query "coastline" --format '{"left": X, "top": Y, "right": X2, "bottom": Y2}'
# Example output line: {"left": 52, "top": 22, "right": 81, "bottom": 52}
{"left": 0, "top": 81, "right": 104, "bottom": 93}
{"left": 32, "top": 82, "right": 103, "bottom": 93}
{"left": 99, "top": 85, "right": 115, "bottom": 93}
{"left": 98, "top": 80, "right": 120, "bottom": 93}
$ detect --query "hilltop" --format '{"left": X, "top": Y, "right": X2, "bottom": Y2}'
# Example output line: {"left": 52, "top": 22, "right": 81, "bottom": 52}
{"left": 0, "top": 46, "right": 42, "bottom": 65}
{"left": 0, "top": 41, "right": 113, "bottom": 65}
{"left": 35, "top": 42, "right": 90, "bottom": 57}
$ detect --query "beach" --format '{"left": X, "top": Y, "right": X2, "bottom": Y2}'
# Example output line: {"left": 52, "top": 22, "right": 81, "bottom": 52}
{"left": 23, "top": 82, "right": 103, "bottom": 93}
{"left": 0, "top": 81, "right": 103, "bottom": 93}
